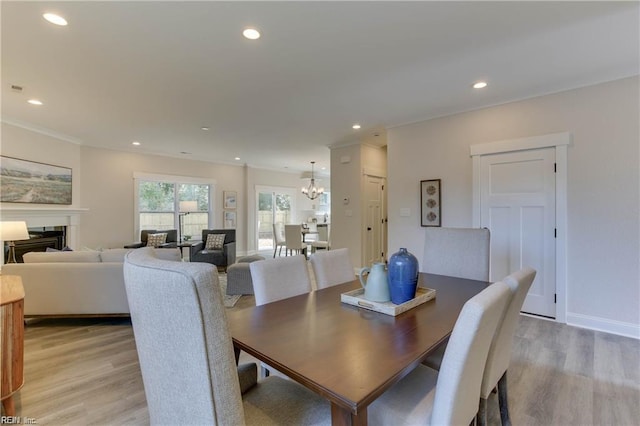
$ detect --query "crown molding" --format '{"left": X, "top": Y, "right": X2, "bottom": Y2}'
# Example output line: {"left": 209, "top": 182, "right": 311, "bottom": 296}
{"left": 2, "top": 116, "right": 84, "bottom": 145}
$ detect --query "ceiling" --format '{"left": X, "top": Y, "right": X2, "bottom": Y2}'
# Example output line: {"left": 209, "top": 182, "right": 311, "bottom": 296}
{"left": 2, "top": 1, "right": 638, "bottom": 174}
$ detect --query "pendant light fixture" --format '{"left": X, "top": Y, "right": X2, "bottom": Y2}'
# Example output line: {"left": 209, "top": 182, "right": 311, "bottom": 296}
{"left": 301, "top": 161, "right": 324, "bottom": 200}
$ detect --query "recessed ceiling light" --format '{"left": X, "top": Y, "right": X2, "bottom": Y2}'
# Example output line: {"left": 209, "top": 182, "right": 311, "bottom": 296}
{"left": 321, "top": 167, "right": 326, "bottom": 170}
{"left": 132, "top": 141, "right": 141, "bottom": 146}
{"left": 473, "top": 81, "right": 488, "bottom": 89}
{"left": 243, "top": 28, "right": 260, "bottom": 40}
{"left": 201, "top": 126, "right": 210, "bottom": 131}
{"left": 235, "top": 157, "right": 241, "bottom": 161}
{"left": 43, "top": 13, "right": 68, "bottom": 26}
{"left": 27, "top": 99, "right": 43, "bottom": 106}
{"left": 352, "top": 124, "right": 361, "bottom": 130}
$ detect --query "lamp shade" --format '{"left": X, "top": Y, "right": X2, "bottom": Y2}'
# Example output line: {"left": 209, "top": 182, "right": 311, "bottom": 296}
{"left": 179, "top": 200, "right": 198, "bottom": 212}
{"left": 0, "top": 221, "right": 29, "bottom": 241}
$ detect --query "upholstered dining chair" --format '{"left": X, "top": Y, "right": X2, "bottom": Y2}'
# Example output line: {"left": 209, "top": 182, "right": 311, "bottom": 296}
{"left": 423, "top": 227, "right": 490, "bottom": 281}
{"left": 249, "top": 255, "right": 313, "bottom": 378}
{"left": 123, "top": 248, "right": 330, "bottom": 425}
{"left": 367, "top": 281, "right": 511, "bottom": 426}
{"left": 284, "top": 224, "right": 307, "bottom": 257}
{"left": 272, "top": 222, "right": 286, "bottom": 258}
{"left": 250, "top": 255, "right": 312, "bottom": 306}
{"left": 422, "top": 267, "right": 537, "bottom": 426}
{"left": 478, "top": 266, "right": 536, "bottom": 426}
{"left": 309, "top": 248, "right": 355, "bottom": 290}
{"left": 310, "top": 224, "right": 330, "bottom": 253}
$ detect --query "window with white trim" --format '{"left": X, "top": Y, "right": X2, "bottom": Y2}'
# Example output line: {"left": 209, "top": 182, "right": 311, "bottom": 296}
{"left": 134, "top": 173, "right": 215, "bottom": 242}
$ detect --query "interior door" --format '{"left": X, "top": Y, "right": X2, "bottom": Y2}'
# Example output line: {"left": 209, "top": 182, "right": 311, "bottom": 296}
{"left": 480, "top": 148, "right": 556, "bottom": 317}
{"left": 364, "top": 175, "right": 384, "bottom": 266}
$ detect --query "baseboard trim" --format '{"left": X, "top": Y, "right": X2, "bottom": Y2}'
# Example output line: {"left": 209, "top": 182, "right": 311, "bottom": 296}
{"left": 566, "top": 312, "right": 640, "bottom": 339}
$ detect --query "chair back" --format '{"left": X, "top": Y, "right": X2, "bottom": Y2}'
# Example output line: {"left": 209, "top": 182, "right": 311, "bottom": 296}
{"left": 250, "top": 255, "right": 312, "bottom": 306}
{"left": 423, "top": 227, "right": 490, "bottom": 281}
{"left": 481, "top": 267, "right": 536, "bottom": 398}
{"left": 123, "top": 248, "right": 244, "bottom": 425}
{"left": 273, "top": 223, "right": 286, "bottom": 245}
{"left": 201, "top": 229, "right": 236, "bottom": 244}
{"left": 310, "top": 248, "right": 355, "bottom": 289}
{"left": 316, "top": 224, "right": 329, "bottom": 242}
{"left": 431, "top": 281, "right": 510, "bottom": 425}
{"left": 141, "top": 229, "right": 178, "bottom": 244}
{"left": 284, "top": 224, "right": 305, "bottom": 251}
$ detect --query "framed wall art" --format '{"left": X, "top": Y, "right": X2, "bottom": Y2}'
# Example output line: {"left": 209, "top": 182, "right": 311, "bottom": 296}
{"left": 420, "top": 179, "right": 441, "bottom": 227}
{"left": 223, "top": 190, "right": 237, "bottom": 209}
{"left": 0, "top": 155, "right": 72, "bottom": 205}
{"left": 224, "top": 210, "right": 237, "bottom": 229}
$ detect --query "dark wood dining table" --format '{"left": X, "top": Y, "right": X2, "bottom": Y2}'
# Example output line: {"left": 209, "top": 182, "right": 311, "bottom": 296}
{"left": 228, "top": 273, "right": 489, "bottom": 426}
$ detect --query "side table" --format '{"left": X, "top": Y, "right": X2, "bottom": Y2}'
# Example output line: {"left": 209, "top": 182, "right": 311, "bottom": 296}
{"left": 1, "top": 275, "right": 24, "bottom": 416}
{"left": 178, "top": 241, "right": 201, "bottom": 261}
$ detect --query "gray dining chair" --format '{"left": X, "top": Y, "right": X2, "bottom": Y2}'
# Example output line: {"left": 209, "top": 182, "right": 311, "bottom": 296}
{"left": 250, "top": 255, "right": 313, "bottom": 378}
{"left": 123, "top": 247, "right": 330, "bottom": 425}
{"left": 272, "top": 222, "right": 286, "bottom": 258}
{"left": 250, "top": 255, "right": 312, "bottom": 306}
{"left": 423, "top": 227, "right": 490, "bottom": 281}
{"left": 284, "top": 224, "right": 307, "bottom": 257}
{"left": 367, "top": 281, "right": 511, "bottom": 426}
{"left": 422, "top": 267, "right": 537, "bottom": 426}
{"left": 310, "top": 248, "right": 355, "bottom": 290}
{"left": 478, "top": 266, "right": 536, "bottom": 426}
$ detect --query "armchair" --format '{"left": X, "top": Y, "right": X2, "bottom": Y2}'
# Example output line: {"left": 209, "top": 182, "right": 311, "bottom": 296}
{"left": 124, "top": 229, "right": 178, "bottom": 249}
{"left": 190, "top": 229, "right": 236, "bottom": 271}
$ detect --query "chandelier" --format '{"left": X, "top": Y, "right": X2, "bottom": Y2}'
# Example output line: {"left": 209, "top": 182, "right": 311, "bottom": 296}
{"left": 301, "top": 161, "right": 324, "bottom": 200}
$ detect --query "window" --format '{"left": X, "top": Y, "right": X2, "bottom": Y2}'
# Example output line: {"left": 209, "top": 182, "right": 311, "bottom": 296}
{"left": 135, "top": 173, "right": 215, "bottom": 242}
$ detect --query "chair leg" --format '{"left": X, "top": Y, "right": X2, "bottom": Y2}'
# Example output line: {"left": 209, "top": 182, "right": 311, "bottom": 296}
{"left": 477, "top": 397, "right": 487, "bottom": 426}
{"left": 498, "top": 371, "right": 511, "bottom": 426}
{"left": 273, "top": 246, "right": 277, "bottom": 258}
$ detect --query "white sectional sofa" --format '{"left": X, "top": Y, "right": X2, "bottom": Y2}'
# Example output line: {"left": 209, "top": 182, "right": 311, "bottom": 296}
{"left": 2, "top": 248, "right": 181, "bottom": 317}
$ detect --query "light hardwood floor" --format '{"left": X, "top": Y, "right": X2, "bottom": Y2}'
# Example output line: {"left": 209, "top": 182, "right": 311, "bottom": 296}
{"left": 8, "top": 296, "right": 640, "bottom": 425}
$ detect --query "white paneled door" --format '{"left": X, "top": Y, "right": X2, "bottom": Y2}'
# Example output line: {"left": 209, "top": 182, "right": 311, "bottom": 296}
{"left": 480, "top": 148, "right": 556, "bottom": 317}
{"left": 364, "top": 175, "right": 385, "bottom": 266}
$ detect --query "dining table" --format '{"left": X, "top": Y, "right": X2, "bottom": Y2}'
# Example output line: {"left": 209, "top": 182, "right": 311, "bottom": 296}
{"left": 228, "top": 272, "right": 489, "bottom": 426}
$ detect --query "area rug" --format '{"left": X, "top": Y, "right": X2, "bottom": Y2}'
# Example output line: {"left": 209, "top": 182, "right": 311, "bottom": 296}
{"left": 218, "top": 273, "right": 241, "bottom": 308}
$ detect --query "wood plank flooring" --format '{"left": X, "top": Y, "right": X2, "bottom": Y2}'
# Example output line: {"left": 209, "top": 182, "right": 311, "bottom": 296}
{"left": 6, "top": 299, "right": 639, "bottom": 425}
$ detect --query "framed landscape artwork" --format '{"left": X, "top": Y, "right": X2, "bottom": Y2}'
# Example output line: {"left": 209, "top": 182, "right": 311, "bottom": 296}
{"left": 0, "top": 156, "right": 72, "bottom": 205}
{"left": 420, "top": 179, "right": 441, "bottom": 227}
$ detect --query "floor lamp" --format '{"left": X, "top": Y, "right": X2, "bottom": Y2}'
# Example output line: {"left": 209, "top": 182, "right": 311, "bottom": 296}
{"left": 178, "top": 201, "right": 198, "bottom": 243}
{"left": 1, "top": 221, "right": 29, "bottom": 264}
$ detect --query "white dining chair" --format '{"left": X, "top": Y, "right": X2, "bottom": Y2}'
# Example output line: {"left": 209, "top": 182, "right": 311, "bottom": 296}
{"left": 310, "top": 224, "right": 330, "bottom": 253}
{"left": 423, "top": 227, "right": 490, "bottom": 281}
{"left": 284, "top": 224, "right": 307, "bottom": 257}
{"left": 367, "top": 281, "right": 511, "bottom": 426}
{"left": 309, "top": 248, "right": 355, "bottom": 290}
{"left": 122, "top": 248, "right": 330, "bottom": 425}
{"left": 272, "top": 222, "right": 286, "bottom": 258}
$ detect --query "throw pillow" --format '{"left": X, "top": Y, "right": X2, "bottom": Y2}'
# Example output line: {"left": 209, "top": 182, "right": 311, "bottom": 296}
{"left": 147, "top": 233, "right": 168, "bottom": 248}
{"left": 205, "top": 233, "right": 226, "bottom": 250}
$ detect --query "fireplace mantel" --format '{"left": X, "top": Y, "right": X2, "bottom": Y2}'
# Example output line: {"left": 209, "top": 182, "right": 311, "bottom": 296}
{"left": 0, "top": 206, "right": 89, "bottom": 249}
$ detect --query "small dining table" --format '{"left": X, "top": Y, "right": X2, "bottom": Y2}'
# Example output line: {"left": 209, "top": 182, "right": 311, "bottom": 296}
{"left": 228, "top": 273, "right": 489, "bottom": 426}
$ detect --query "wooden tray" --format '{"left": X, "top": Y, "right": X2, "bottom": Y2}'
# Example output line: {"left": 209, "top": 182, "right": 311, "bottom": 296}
{"left": 341, "top": 287, "right": 436, "bottom": 316}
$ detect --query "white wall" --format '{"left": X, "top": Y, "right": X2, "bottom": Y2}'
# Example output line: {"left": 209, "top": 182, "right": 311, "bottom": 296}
{"left": 387, "top": 76, "right": 639, "bottom": 337}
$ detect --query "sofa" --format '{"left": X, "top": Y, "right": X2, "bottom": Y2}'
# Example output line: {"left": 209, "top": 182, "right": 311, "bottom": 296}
{"left": 2, "top": 248, "right": 181, "bottom": 317}
{"left": 190, "top": 229, "right": 236, "bottom": 271}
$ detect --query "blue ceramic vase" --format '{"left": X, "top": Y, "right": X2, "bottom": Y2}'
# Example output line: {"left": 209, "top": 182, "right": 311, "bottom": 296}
{"left": 388, "top": 248, "right": 419, "bottom": 304}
